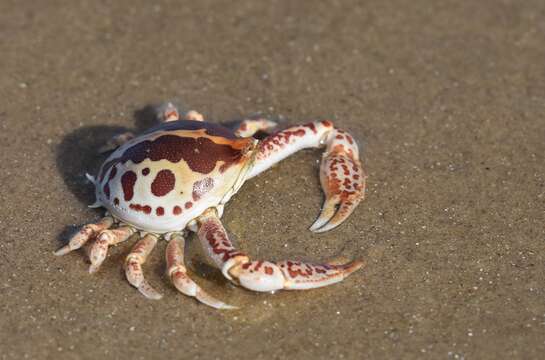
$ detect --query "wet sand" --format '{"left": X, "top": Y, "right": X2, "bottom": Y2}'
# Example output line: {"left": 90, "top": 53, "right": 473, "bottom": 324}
{"left": 1, "top": 1, "right": 544, "bottom": 359}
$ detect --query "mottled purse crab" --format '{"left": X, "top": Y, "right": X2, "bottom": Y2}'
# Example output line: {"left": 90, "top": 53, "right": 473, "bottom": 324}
{"left": 56, "top": 103, "right": 367, "bottom": 309}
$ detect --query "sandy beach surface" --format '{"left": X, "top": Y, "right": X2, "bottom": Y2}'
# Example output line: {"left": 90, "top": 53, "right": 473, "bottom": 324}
{"left": 1, "top": 1, "right": 544, "bottom": 359}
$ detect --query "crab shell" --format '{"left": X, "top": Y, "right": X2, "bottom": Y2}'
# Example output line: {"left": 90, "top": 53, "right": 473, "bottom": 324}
{"left": 94, "top": 121, "right": 257, "bottom": 233}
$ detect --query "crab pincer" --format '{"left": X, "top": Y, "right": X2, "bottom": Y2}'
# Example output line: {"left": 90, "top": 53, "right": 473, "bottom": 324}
{"left": 247, "top": 120, "right": 366, "bottom": 232}
{"left": 224, "top": 257, "right": 364, "bottom": 292}
{"left": 197, "top": 209, "right": 364, "bottom": 293}
{"left": 310, "top": 129, "right": 366, "bottom": 232}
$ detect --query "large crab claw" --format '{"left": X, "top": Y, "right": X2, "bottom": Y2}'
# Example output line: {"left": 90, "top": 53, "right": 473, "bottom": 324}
{"left": 223, "top": 256, "right": 364, "bottom": 292}
{"left": 196, "top": 209, "right": 364, "bottom": 294}
{"left": 246, "top": 120, "right": 366, "bottom": 233}
{"left": 310, "top": 147, "right": 366, "bottom": 233}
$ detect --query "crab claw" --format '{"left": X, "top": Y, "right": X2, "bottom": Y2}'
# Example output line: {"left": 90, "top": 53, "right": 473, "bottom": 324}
{"left": 223, "top": 256, "right": 364, "bottom": 292}
{"left": 310, "top": 134, "right": 366, "bottom": 233}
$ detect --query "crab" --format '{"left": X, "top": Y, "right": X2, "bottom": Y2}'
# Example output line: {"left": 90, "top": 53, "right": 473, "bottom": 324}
{"left": 55, "top": 103, "right": 367, "bottom": 309}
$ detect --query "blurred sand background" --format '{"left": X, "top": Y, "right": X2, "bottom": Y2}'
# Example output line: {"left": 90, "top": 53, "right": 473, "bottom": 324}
{"left": 1, "top": 0, "right": 544, "bottom": 359}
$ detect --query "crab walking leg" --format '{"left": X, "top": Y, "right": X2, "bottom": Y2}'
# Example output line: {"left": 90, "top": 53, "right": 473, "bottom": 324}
{"left": 234, "top": 118, "right": 277, "bottom": 137}
{"left": 184, "top": 110, "right": 204, "bottom": 122}
{"left": 247, "top": 120, "right": 366, "bottom": 232}
{"left": 157, "top": 102, "right": 204, "bottom": 122}
{"left": 196, "top": 209, "right": 364, "bottom": 292}
{"left": 88, "top": 226, "right": 136, "bottom": 274}
{"left": 54, "top": 216, "right": 114, "bottom": 256}
{"left": 165, "top": 233, "right": 236, "bottom": 309}
{"left": 125, "top": 234, "right": 162, "bottom": 300}
{"left": 157, "top": 102, "right": 180, "bottom": 122}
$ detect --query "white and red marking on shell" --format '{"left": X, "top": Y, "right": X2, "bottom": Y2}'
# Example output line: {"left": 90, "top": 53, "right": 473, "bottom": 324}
{"left": 95, "top": 121, "right": 255, "bottom": 233}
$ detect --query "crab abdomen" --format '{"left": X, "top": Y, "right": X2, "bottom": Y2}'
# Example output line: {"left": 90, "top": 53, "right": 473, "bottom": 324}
{"left": 95, "top": 121, "right": 254, "bottom": 233}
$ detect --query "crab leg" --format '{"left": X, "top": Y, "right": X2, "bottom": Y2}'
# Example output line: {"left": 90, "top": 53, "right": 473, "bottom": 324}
{"left": 196, "top": 209, "right": 363, "bottom": 292}
{"left": 247, "top": 120, "right": 366, "bottom": 232}
{"left": 184, "top": 110, "right": 204, "bottom": 122}
{"left": 88, "top": 226, "right": 136, "bottom": 273}
{"left": 234, "top": 118, "right": 277, "bottom": 137}
{"left": 158, "top": 102, "right": 204, "bottom": 122}
{"left": 54, "top": 216, "right": 114, "bottom": 256}
{"left": 125, "top": 234, "right": 162, "bottom": 300}
{"left": 165, "top": 233, "right": 236, "bottom": 309}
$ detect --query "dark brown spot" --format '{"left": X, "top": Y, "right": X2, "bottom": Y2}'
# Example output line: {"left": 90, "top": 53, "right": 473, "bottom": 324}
{"left": 151, "top": 169, "right": 175, "bottom": 197}
{"left": 173, "top": 206, "right": 182, "bottom": 215}
{"left": 100, "top": 166, "right": 118, "bottom": 198}
{"left": 192, "top": 177, "right": 214, "bottom": 201}
{"left": 305, "top": 122, "right": 317, "bottom": 134}
{"left": 103, "top": 184, "right": 110, "bottom": 198}
{"left": 108, "top": 166, "right": 117, "bottom": 181}
{"left": 156, "top": 206, "right": 164, "bottom": 216}
{"left": 121, "top": 171, "right": 137, "bottom": 201}
{"left": 100, "top": 163, "right": 117, "bottom": 182}
{"left": 114, "top": 197, "right": 119, "bottom": 206}
{"left": 129, "top": 203, "right": 152, "bottom": 214}
{"left": 259, "top": 128, "right": 307, "bottom": 155}
{"left": 185, "top": 201, "right": 193, "bottom": 209}
{"left": 99, "top": 134, "right": 252, "bottom": 180}
{"left": 142, "top": 168, "right": 150, "bottom": 176}
{"left": 321, "top": 120, "right": 333, "bottom": 127}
